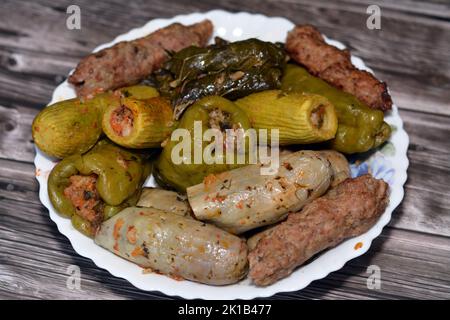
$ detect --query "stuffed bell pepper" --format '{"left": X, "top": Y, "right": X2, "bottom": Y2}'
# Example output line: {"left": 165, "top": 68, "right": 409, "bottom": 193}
{"left": 48, "top": 139, "right": 152, "bottom": 236}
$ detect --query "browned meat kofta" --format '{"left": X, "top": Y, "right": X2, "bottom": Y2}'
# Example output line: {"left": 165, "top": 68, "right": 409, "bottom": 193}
{"left": 248, "top": 174, "right": 389, "bottom": 286}
{"left": 285, "top": 25, "right": 392, "bottom": 111}
{"left": 69, "top": 20, "right": 213, "bottom": 97}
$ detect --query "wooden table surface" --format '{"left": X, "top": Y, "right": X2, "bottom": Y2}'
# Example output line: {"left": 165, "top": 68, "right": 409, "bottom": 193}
{"left": 1, "top": 0, "right": 449, "bottom": 300}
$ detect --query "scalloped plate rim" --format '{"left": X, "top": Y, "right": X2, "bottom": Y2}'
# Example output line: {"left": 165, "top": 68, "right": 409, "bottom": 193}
{"left": 34, "top": 9, "right": 409, "bottom": 299}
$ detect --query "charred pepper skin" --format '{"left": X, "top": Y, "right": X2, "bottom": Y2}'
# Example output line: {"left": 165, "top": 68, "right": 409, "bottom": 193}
{"left": 281, "top": 64, "right": 391, "bottom": 154}
{"left": 154, "top": 96, "right": 251, "bottom": 192}
{"left": 48, "top": 139, "right": 152, "bottom": 236}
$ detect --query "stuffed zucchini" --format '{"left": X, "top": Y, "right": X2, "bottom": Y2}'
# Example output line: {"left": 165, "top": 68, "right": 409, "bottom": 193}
{"left": 102, "top": 97, "right": 176, "bottom": 148}
{"left": 235, "top": 90, "right": 338, "bottom": 145}
{"left": 281, "top": 64, "right": 391, "bottom": 154}
{"left": 32, "top": 85, "right": 160, "bottom": 158}
{"left": 32, "top": 93, "right": 120, "bottom": 158}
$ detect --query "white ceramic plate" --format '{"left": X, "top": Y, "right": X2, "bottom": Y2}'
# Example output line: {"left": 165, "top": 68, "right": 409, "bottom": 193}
{"left": 34, "top": 10, "right": 409, "bottom": 299}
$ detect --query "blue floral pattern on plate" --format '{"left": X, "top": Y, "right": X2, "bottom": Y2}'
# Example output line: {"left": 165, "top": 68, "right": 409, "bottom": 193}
{"left": 350, "top": 150, "right": 395, "bottom": 186}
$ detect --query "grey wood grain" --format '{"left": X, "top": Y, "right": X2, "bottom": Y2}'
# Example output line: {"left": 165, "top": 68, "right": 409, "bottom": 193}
{"left": 2, "top": 182, "right": 450, "bottom": 299}
{"left": 0, "top": 105, "right": 37, "bottom": 163}
{"left": 0, "top": 0, "right": 449, "bottom": 300}
{"left": 1, "top": 0, "right": 449, "bottom": 115}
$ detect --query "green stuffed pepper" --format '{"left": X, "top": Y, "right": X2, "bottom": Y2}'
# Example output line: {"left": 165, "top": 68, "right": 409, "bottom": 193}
{"left": 48, "top": 139, "right": 152, "bottom": 236}
{"left": 281, "top": 64, "right": 391, "bottom": 154}
{"left": 154, "top": 96, "right": 252, "bottom": 192}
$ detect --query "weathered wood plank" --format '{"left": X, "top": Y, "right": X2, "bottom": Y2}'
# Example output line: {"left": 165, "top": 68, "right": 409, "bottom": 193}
{"left": 1, "top": 194, "right": 449, "bottom": 300}
{"left": 300, "top": 0, "right": 450, "bottom": 20}
{"left": 0, "top": 0, "right": 449, "bottom": 114}
{"left": 388, "top": 109, "right": 450, "bottom": 236}
{"left": 267, "top": 0, "right": 450, "bottom": 116}
{"left": 0, "top": 159, "right": 41, "bottom": 205}
{"left": 0, "top": 105, "right": 37, "bottom": 163}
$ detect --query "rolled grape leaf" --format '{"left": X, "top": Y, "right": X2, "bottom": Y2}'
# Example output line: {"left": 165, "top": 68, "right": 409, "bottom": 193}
{"left": 154, "top": 38, "right": 287, "bottom": 119}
